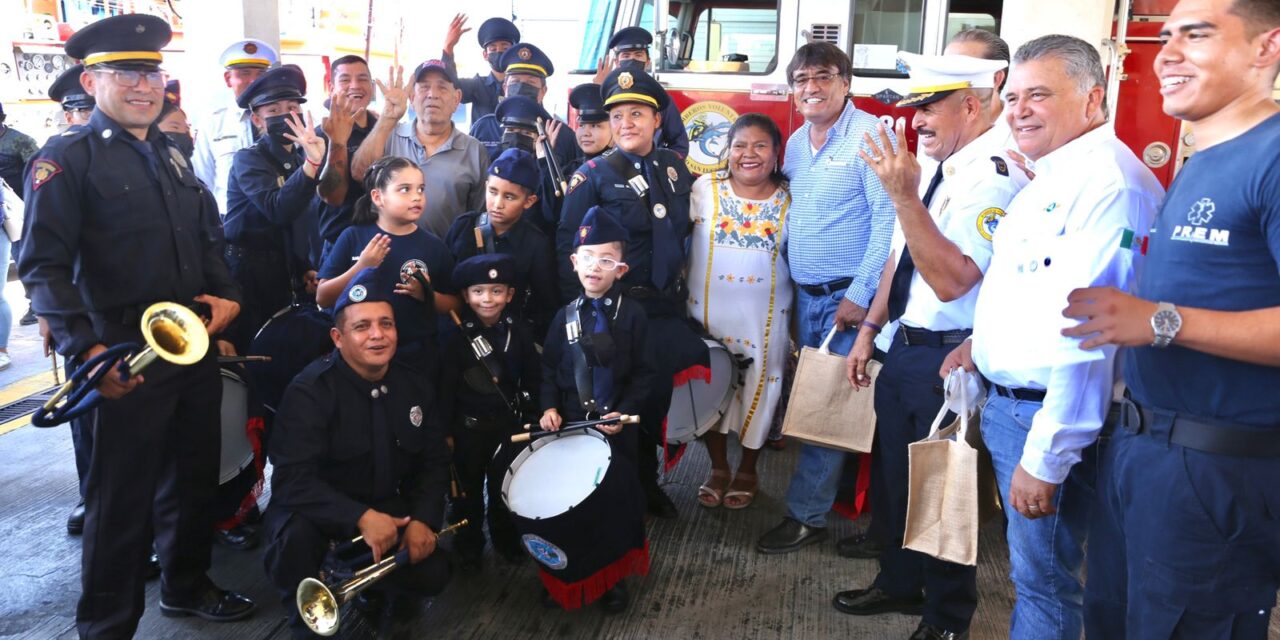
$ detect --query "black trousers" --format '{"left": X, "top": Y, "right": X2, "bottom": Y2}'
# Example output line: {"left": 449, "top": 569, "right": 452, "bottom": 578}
{"left": 451, "top": 423, "right": 521, "bottom": 554}
{"left": 226, "top": 247, "right": 293, "bottom": 352}
{"left": 636, "top": 299, "right": 706, "bottom": 492}
{"left": 70, "top": 411, "right": 93, "bottom": 498}
{"left": 76, "top": 340, "right": 221, "bottom": 639}
{"left": 869, "top": 330, "right": 978, "bottom": 632}
{"left": 263, "top": 502, "right": 451, "bottom": 639}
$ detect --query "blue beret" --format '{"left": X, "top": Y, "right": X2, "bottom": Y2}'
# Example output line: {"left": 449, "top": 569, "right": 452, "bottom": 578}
{"left": 478, "top": 18, "right": 520, "bottom": 48}
{"left": 608, "top": 27, "right": 652, "bottom": 52}
{"left": 334, "top": 268, "right": 396, "bottom": 317}
{"left": 575, "top": 206, "right": 630, "bottom": 248}
{"left": 568, "top": 83, "right": 607, "bottom": 124}
{"left": 495, "top": 95, "right": 550, "bottom": 132}
{"left": 49, "top": 65, "right": 94, "bottom": 111}
{"left": 237, "top": 64, "right": 307, "bottom": 110}
{"left": 453, "top": 254, "right": 517, "bottom": 289}
{"left": 413, "top": 58, "right": 457, "bottom": 86}
{"left": 218, "top": 39, "right": 278, "bottom": 69}
{"left": 65, "top": 14, "right": 171, "bottom": 69}
{"left": 500, "top": 43, "right": 554, "bottom": 78}
{"left": 487, "top": 148, "right": 540, "bottom": 192}
{"left": 601, "top": 67, "right": 669, "bottom": 111}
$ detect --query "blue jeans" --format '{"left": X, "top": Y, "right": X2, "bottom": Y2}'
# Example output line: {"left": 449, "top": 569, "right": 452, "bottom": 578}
{"left": 0, "top": 234, "right": 12, "bottom": 349}
{"left": 982, "top": 392, "right": 1101, "bottom": 640}
{"left": 784, "top": 287, "right": 857, "bottom": 527}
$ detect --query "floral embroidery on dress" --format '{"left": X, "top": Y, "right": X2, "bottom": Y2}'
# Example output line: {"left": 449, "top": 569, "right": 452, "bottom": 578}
{"left": 710, "top": 178, "right": 789, "bottom": 251}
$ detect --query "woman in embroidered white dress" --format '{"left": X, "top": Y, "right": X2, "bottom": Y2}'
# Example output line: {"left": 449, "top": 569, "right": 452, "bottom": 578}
{"left": 687, "top": 114, "right": 793, "bottom": 510}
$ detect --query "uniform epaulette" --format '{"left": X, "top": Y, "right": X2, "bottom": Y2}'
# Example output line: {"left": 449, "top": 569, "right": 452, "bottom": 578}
{"left": 990, "top": 156, "right": 1009, "bottom": 177}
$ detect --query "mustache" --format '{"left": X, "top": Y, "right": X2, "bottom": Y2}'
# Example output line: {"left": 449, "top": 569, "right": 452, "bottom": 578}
{"left": 915, "top": 127, "right": 936, "bottom": 137}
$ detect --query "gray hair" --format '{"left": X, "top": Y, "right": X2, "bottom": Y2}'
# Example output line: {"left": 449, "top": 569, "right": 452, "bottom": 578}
{"left": 1013, "top": 34, "right": 1108, "bottom": 118}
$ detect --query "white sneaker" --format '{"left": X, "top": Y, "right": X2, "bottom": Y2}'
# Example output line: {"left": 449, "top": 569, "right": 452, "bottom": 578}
{"left": 0, "top": 352, "right": 10, "bottom": 370}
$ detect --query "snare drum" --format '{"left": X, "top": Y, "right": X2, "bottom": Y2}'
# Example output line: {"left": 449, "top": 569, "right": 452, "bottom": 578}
{"left": 502, "top": 429, "right": 648, "bottom": 609}
{"left": 219, "top": 368, "right": 256, "bottom": 485}
{"left": 665, "top": 338, "right": 737, "bottom": 445}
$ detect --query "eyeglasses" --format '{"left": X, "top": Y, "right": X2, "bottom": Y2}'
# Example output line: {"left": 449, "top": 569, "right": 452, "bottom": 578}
{"left": 96, "top": 69, "right": 168, "bottom": 89}
{"left": 790, "top": 72, "right": 838, "bottom": 89}
{"left": 575, "top": 253, "right": 627, "bottom": 271}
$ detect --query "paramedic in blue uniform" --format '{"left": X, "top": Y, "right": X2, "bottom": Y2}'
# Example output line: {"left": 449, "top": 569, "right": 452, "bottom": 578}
{"left": 469, "top": 42, "right": 579, "bottom": 169}
{"left": 223, "top": 64, "right": 327, "bottom": 351}
{"left": 557, "top": 67, "right": 701, "bottom": 518}
{"left": 1063, "top": 0, "right": 1280, "bottom": 637}
{"left": 17, "top": 15, "right": 254, "bottom": 637}
{"left": 264, "top": 268, "right": 452, "bottom": 639}
{"left": 598, "top": 26, "right": 689, "bottom": 158}
{"left": 441, "top": 15, "right": 520, "bottom": 126}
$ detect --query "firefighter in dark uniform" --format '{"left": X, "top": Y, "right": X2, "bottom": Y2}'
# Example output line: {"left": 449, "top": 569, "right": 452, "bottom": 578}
{"left": 49, "top": 63, "right": 95, "bottom": 127}
{"left": 602, "top": 26, "right": 690, "bottom": 158}
{"left": 566, "top": 82, "right": 612, "bottom": 176}
{"left": 263, "top": 268, "right": 452, "bottom": 639}
{"left": 442, "top": 16, "right": 520, "bottom": 126}
{"left": 469, "top": 42, "right": 579, "bottom": 171}
{"left": 556, "top": 69, "right": 704, "bottom": 518}
{"left": 223, "top": 64, "right": 326, "bottom": 351}
{"left": 438, "top": 254, "right": 541, "bottom": 568}
{"left": 488, "top": 96, "right": 565, "bottom": 241}
{"left": 444, "top": 147, "right": 558, "bottom": 341}
{"left": 17, "top": 15, "right": 254, "bottom": 637}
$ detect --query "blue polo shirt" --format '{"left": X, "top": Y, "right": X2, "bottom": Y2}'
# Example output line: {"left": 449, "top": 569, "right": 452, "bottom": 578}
{"left": 320, "top": 223, "right": 456, "bottom": 347}
{"left": 1125, "top": 113, "right": 1280, "bottom": 428}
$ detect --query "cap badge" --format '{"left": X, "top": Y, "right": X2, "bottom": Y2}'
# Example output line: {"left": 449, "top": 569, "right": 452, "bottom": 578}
{"left": 136, "top": 24, "right": 146, "bottom": 34}
{"left": 618, "top": 72, "right": 634, "bottom": 90}
{"left": 579, "top": 226, "right": 590, "bottom": 240}
{"left": 488, "top": 268, "right": 499, "bottom": 279}
{"left": 518, "top": 47, "right": 532, "bottom": 60}
{"left": 244, "top": 43, "right": 258, "bottom": 54}
{"left": 349, "top": 285, "right": 367, "bottom": 302}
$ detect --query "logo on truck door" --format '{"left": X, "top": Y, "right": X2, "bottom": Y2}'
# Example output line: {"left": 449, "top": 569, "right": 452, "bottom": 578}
{"left": 681, "top": 101, "right": 741, "bottom": 174}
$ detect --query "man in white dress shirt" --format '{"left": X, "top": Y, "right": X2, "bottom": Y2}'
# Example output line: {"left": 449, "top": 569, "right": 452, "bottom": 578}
{"left": 192, "top": 39, "right": 278, "bottom": 215}
{"left": 941, "top": 35, "right": 1164, "bottom": 639}
{"left": 836, "top": 51, "right": 1025, "bottom": 640}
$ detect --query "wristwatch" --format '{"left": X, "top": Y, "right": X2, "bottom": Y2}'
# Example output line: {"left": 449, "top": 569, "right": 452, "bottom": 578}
{"left": 1150, "top": 302, "right": 1182, "bottom": 348}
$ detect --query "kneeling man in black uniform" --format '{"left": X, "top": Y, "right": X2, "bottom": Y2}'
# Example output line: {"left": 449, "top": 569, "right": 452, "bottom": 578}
{"left": 263, "top": 267, "right": 452, "bottom": 638}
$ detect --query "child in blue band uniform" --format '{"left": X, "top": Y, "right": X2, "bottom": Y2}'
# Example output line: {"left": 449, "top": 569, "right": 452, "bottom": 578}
{"left": 438, "top": 253, "right": 541, "bottom": 570}
{"left": 317, "top": 156, "right": 460, "bottom": 377}
{"left": 536, "top": 206, "right": 655, "bottom": 613}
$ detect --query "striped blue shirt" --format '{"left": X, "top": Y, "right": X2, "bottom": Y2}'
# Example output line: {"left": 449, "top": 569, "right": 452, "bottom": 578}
{"left": 784, "top": 102, "right": 896, "bottom": 307}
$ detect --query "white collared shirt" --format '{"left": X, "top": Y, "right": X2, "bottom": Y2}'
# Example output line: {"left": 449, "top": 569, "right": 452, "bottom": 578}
{"left": 972, "top": 124, "right": 1164, "bottom": 484}
{"left": 893, "top": 125, "right": 1028, "bottom": 332}
{"left": 192, "top": 95, "right": 255, "bottom": 216}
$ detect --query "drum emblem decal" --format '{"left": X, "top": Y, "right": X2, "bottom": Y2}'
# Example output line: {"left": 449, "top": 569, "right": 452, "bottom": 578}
{"left": 522, "top": 534, "right": 567, "bottom": 570}
{"left": 399, "top": 259, "right": 429, "bottom": 283}
{"left": 409, "top": 406, "right": 422, "bottom": 427}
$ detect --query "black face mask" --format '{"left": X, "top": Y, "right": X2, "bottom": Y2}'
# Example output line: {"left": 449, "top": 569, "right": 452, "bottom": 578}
{"left": 489, "top": 55, "right": 505, "bottom": 73}
{"left": 263, "top": 114, "right": 294, "bottom": 146}
{"left": 617, "top": 58, "right": 646, "bottom": 73}
{"left": 501, "top": 131, "right": 535, "bottom": 155}
{"left": 166, "top": 132, "right": 195, "bottom": 160}
{"left": 505, "top": 81, "right": 541, "bottom": 101}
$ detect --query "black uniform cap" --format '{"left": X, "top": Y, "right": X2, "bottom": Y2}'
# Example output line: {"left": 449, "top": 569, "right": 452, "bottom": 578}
{"left": 49, "top": 64, "right": 94, "bottom": 111}
{"left": 495, "top": 95, "right": 551, "bottom": 133}
{"left": 453, "top": 254, "right": 518, "bottom": 289}
{"left": 569, "top": 83, "right": 607, "bottom": 124}
{"left": 236, "top": 64, "right": 308, "bottom": 110}
{"left": 65, "top": 14, "right": 171, "bottom": 70}
{"left": 478, "top": 17, "right": 520, "bottom": 48}
{"left": 608, "top": 27, "right": 652, "bottom": 53}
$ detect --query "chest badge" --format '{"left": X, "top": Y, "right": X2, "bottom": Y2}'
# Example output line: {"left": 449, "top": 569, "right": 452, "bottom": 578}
{"left": 666, "top": 166, "right": 678, "bottom": 182}
{"left": 409, "top": 405, "right": 423, "bottom": 428}
{"left": 653, "top": 203, "right": 667, "bottom": 219}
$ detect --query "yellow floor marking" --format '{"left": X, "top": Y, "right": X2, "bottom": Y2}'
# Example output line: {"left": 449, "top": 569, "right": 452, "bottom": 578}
{"left": 0, "top": 370, "right": 60, "bottom": 436}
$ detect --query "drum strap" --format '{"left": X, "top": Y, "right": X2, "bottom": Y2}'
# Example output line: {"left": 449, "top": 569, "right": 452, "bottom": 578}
{"left": 565, "top": 298, "right": 596, "bottom": 414}
{"left": 474, "top": 213, "right": 496, "bottom": 254}
{"left": 459, "top": 319, "right": 519, "bottom": 415}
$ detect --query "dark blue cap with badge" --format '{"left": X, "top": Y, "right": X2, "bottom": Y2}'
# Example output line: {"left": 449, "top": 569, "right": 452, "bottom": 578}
{"left": 495, "top": 95, "right": 550, "bottom": 132}
{"left": 65, "top": 13, "right": 171, "bottom": 70}
{"left": 49, "top": 64, "right": 94, "bottom": 111}
{"left": 237, "top": 63, "right": 308, "bottom": 110}
{"left": 601, "top": 66, "right": 669, "bottom": 111}
{"left": 569, "top": 83, "right": 607, "bottom": 124}
{"left": 413, "top": 58, "right": 457, "bottom": 86}
{"left": 487, "top": 148, "right": 540, "bottom": 192}
{"left": 575, "top": 206, "right": 630, "bottom": 248}
{"left": 500, "top": 43, "right": 554, "bottom": 78}
{"left": 478, "top": 17, "right": 520, "bottom": 48}
{"left": 334, "top": 267, "right": 395, "bottom": 317}
{"left": 453, "top": 254, "right": 517, "bottom": 289}
{"left": 608, "top": 26, "right": 653, "bottom": 53}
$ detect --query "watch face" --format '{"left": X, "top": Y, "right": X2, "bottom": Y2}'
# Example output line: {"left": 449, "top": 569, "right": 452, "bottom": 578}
{"left": 1154, "top": 310, "right": 1179, "bottom": 334}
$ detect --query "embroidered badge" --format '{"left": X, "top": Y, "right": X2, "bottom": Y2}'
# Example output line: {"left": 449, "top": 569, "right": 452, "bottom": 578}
{"left": 989, "top": 156, "right": 1009, "bottom": 177}
{"left": 579, "top": 226, "right": 590, "bottom": 241}
{"left": 518, "top": 47, "right": 532, "bottom": 61}
{"left": 522, "top": 534, "right": 567, "bottom": 569}
{"left": 30, "top": 159, "right": 62, "bottom": 191}
{"left": 348, "top": 284, "right": 367, "bottom": 302}
{"left": 568, "top": 173, "right": 586, "bottom": 193}
{"left": 1119, "top": 228, "right": 1149, "bottom": 256}
{"left": 618, "top": 71, "right": 634, "bottom": 90}
{"left": 409, "top": 405, "right": 423, "bottom": 427}
{"left": 666, "top": 166, "right": 678, "bottom": 182}
{"left": 1187, "top": 197, "right": 1214, "bottom": 225}
{"left": 976, "top": 207, "right": 1005, "bottom": 241}
{"left": 244, "top": 42, "right": 258, "bottom": 54}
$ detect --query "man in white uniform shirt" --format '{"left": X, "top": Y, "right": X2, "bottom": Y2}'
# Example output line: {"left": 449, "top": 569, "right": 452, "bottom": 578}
{"left": 838, "top": 52, "right": 1025, "bottom": 640}
{"left": 192, "top": 39, "right": 278, "bottom": 215}
{"left": 941, "top": 35, "right": 1164, "bottom": 639}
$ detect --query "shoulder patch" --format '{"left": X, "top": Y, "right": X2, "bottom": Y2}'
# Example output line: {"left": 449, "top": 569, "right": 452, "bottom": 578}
{"left": 30, "top": 159, "right": 63, "bottom": 192}
{"left": 567, "top": 173, "right": 586, "bottom": 194}
{"left": 976, "top": 207, "right": 1006, "bottom": 242}
{"left": 990, "top": 156, "right": 1009, "bottom": 177}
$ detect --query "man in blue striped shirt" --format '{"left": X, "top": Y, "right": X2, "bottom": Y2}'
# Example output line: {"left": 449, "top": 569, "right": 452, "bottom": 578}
{"left": 757, "top": 43, "right": 896, "bottom": 555}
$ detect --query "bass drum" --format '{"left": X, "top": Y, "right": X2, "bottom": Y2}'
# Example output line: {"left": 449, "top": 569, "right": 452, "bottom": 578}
{"left": 218, "top": 368, "right": 255, "bottom": 485}
{"left": 665, "top": 338, "right": 736, "bottom": 445}
{"left": 247, "top": 304, "right": 335, "bottom": 413}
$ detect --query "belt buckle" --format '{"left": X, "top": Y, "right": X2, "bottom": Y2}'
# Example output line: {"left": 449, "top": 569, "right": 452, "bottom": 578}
{"left": 1119, "top": 399, "right": 1142, "bottom": 435}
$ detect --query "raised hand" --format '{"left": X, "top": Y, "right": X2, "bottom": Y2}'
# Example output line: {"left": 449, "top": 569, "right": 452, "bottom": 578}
{"left": 284, "top": 111, "right": 326, "bottom": 166}
{"left": 443, "top": 14, "right": 471, "bottom": 54}
{"left": 374, "top": 65, "right": 413, "bottom": 122}
{"left": 321, "top": 90, "right": 357, "bottom": 148}
{"left": 356, "top": 233, "right": 392, "bottom": 269}
{"left": 858, "top": 118, "right": 919, "bottom": 205}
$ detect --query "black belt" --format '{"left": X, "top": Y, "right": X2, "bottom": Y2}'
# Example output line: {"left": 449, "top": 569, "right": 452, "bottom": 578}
{"left": 992, "top": 384, "right": 1047, "bottom": 403}
{"left": 900, "top": 326, "right": 971, "bottom": 347}
{"left": 798, "top": 277, "right": 853, "bottom": 296}
{"left": 1122, "top": 402, "right": 1280, "bottom": 458}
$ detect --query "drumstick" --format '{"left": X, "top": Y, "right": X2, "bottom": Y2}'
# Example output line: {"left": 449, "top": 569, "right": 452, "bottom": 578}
{"left": 512, "top": 414, "right": 640, "bottom": 443}
{"left": 346, "top": 519, "right": 470, "bottom": 546}
{"left": 217, "top": 355, "right": 273, "bottom": 364}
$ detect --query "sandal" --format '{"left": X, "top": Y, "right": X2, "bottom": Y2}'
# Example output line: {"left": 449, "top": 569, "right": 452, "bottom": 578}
{"left": 698, "top": 469, "right": 731, "bottom": 508}
{"left": 723, "top": 473, "right": 758, "bottom": 510}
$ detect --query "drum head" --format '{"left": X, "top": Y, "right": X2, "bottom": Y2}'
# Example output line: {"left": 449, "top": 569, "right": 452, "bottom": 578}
{"left": 218, "top": 369, "right": 255, "bottom": 484}
{"left": 666, "top": 339, "right": 735, "bottom": 444}
{"left": 504, "top": 430, "right": 612, "bottom": 519}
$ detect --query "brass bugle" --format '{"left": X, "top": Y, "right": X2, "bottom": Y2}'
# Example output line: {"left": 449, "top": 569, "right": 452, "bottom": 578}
{"left": 512, "top": 414, "right": 640, "bottom": 443}
{"left": 297, "top": 519, "right": 468, "bottom": 636}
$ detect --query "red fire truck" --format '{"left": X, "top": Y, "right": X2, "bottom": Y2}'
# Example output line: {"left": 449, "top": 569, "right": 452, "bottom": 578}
{"left": 566, "top": 0, "right": 1190, "bottom": 186}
